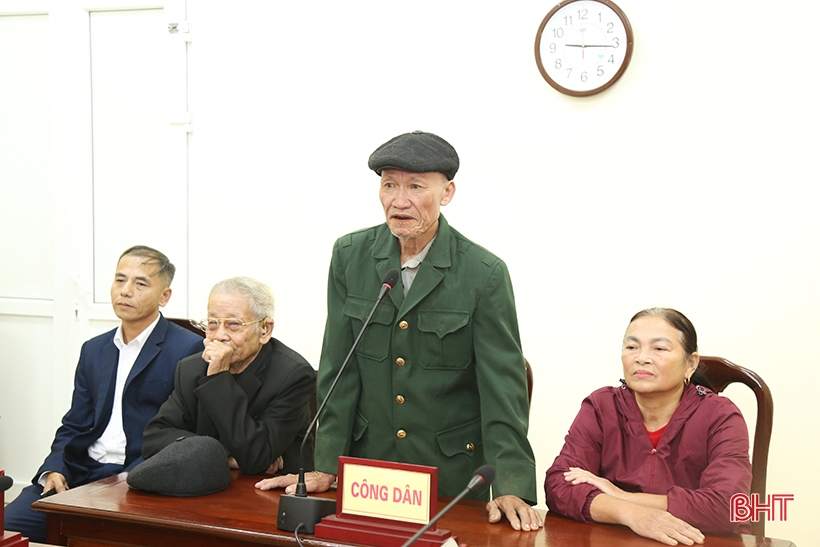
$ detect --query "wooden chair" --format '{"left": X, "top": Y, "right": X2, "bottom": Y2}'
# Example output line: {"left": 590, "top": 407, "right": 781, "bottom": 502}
{"left": 525, "top": 358, "right": 533, "bottom": 407}
{"left": 168, "top": 317, "right": 205, "bottom": 337}
{"left": 699, "top": 356, "right": 773, "bottom": 536}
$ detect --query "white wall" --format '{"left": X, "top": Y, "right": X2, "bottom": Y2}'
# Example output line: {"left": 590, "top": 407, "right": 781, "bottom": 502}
{"left": 1, "top": 1, "right": 817, "bottom": 545}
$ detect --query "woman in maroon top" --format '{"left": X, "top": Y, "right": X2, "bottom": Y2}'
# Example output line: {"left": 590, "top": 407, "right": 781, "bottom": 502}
{"left": 544, "top": 308, "right": 752, "bottom": 545}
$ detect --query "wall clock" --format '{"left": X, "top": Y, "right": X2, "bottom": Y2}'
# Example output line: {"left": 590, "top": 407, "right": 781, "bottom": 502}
{"left": 535, "top": 0, "right": 634, "bottom": 96}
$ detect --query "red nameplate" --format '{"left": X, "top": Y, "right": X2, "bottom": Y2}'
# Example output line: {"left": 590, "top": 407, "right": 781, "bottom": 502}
{"left": 314, "top": 457, "right": 455, "bottom": 547}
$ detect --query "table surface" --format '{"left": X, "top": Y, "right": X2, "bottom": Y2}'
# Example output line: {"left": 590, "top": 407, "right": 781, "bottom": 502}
{"left": 32, "top": 471, "right": 795, "bottom": 547}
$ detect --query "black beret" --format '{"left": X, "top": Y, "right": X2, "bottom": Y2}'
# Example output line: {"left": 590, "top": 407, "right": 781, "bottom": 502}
{"left": 368, "top": 130, "right": 459, "bottom": 180}
{"left": 127, "top": 436, "right": 230, "bottom": 497}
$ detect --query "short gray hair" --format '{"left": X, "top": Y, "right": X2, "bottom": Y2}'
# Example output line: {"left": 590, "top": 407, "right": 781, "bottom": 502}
{"left": 209, "top": 277, "right": 275, "bottom": 321}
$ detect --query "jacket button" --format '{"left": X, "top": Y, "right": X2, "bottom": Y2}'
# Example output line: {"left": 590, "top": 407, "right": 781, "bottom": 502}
{"left": 396, "top": 357, "right": 405, "bottom": 366}
{"left": 399, "top": 320, "right": 409, "bottom": 330}
{"left": 397, "top": 430, "right": 407, "bottom": 439}
{"left": 396, "top": 395, "right": 405, "bottom": 404}
{"left": 466, "top": 443, "right": 475, "bottom": 452}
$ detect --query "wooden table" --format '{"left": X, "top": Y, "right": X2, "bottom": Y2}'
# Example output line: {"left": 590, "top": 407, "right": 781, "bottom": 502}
{"left": 32, "top": 471, "right": 796, "bottom": 547}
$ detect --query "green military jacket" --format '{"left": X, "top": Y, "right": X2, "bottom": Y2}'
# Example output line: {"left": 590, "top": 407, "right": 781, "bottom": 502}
{"left": 314, "top": 215, "right": 536, "bottom": 503}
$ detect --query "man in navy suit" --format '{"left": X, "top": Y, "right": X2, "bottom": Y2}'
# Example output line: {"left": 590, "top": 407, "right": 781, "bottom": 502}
{"left": 3, "top": 245, "right": 203, "bottom": 543}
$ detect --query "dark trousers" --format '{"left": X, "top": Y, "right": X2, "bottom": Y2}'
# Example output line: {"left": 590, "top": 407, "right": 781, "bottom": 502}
{"left": 4, "top": 458, "right": 124, "bottom": 543}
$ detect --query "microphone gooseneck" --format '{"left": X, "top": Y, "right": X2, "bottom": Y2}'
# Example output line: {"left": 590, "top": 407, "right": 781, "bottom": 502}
{"left": 279, "top": 269, "right": 400, "bottom": 533}
{"left": 294, "top": 268, "right": 399, "bottom": 497}
{"left": 399, "top": 465, "right": 496, "bottom": 547}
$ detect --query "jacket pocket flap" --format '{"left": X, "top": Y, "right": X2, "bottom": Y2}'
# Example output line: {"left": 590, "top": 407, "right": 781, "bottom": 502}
{"left": 436, "top": 416, "right": 482, "bottom": 457}
{"left": 343, "top": 295, "right": 394, "bottom": 326}
{"left": 418, "top": 310, "right": 470, "bottom": 340}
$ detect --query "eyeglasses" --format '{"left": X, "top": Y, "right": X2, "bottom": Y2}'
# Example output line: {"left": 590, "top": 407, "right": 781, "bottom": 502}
{"left": 194, "top": 317, "right": 267, "bottom": 334}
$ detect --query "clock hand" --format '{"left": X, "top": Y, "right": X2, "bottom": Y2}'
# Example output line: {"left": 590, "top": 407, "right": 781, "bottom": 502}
{"left": 564, "top": 44, "right": 615, "bottom": 48}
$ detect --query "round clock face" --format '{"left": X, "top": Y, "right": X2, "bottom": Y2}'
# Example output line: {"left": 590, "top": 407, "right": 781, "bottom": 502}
{"left": 535, "top": 0, "right": 633, "bottom": 96}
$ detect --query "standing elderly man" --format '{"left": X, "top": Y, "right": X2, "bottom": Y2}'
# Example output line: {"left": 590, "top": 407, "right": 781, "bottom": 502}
{"left": 142, "top": 277, "right": 315, "bottom": 475}
{"left": 256, "top": 131, "right": 540, "bottom": 531}
{"left": 4, "top": 246, "right": 203, "bottom": 543}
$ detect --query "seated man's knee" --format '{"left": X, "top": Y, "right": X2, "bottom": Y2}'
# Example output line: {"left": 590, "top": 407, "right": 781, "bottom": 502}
{"left": 4, "top": 484, "right": 48, "bottom": 543}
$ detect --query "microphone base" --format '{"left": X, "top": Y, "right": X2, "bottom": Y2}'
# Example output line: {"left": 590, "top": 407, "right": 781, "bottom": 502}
{"left": 276, "top": 494, "right": 336, "bottom": 534}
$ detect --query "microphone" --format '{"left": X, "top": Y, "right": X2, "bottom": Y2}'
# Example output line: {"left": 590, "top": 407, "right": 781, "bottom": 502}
{"left": 1, "top": 473, "right": 12, "bottom": 526}
{"left": 400, "top": 465, "right": 495, "bottom": 547}
{"left": 375, "top": 268, "right": 399, "bottom": 301}
{"left": 277, "top": 268, "right": 400, "bottom": 534}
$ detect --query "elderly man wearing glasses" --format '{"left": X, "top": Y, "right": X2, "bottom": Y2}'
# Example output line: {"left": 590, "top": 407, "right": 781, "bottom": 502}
{"left": 142, "top": 277, "right": 315, "bottom": 476}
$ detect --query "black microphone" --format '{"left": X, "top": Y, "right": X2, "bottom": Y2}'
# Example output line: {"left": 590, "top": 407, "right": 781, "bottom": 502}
{"left": 0, "top": 475, "right": 13, "bottom": 492}
{"left": 277, "top": 268, "right": 400, "bottom": 534}
{"left": 400, "top": 465, "right": 495, "bottom": 547}
{"left": 375, "top": 268, "right": 399, "bottom": 301}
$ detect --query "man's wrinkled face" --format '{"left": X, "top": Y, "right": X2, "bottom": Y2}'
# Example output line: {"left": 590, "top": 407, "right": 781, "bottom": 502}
{"left": 379, "top": 169, "right": 455, "bottom": 241}
{"left": 206, "top": 292, "right": 271, "bottom": 372}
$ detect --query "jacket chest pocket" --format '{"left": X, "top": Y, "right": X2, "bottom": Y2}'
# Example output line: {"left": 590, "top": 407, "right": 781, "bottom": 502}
{"left": 344, "top": 295, "right": 395, "bottom": 362}
{"left": 417, "top": 309, "right": 472, "bottom": 370}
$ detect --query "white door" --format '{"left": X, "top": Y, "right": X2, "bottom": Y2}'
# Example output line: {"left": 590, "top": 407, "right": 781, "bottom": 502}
{"left": 0, "top": 0, "right": 189, "bottom": 499}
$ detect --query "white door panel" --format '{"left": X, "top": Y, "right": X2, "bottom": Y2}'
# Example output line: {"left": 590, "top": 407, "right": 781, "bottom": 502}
{"left": 0, "top": 0, "right": 187, "bottom": 499}
{"left": 0, "top": 13, "right": 54, "bottom": 301}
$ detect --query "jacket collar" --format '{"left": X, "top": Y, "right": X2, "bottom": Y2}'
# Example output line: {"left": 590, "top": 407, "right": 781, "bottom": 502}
{"left": 618, "top": 383, "right": 707, "bottom": 444}
{"left": 373, "top": 215, "right": 453, "bottom": 315}
{"left": 94, "top": 315, "right": 168, "bottom": 424}
{"left": 232, "top": 341, "right": 272, "bottom": 401}
{"left": 96, "top": 338, "right": 121, "bottom": 424}
{"left": 123, "top": 313, "right": 168, "bottom": 393}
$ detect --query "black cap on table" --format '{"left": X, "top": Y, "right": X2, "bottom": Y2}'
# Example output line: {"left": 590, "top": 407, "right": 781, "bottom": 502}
{"left": 127, "top": 436, "right": 230, "bottom": 497}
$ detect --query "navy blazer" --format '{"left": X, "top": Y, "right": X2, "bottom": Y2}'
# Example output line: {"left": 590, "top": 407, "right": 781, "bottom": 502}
{"left": 35, "top": 314, "right": 203, "bottom": 486}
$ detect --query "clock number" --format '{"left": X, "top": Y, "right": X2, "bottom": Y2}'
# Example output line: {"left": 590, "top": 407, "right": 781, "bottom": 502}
{"left": 535, "top": 1, "right": 633, "bottom": 96}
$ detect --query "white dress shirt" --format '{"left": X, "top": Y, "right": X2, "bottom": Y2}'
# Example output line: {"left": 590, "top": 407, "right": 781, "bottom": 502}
{"left": 86, "top": 314, "right": 161, "bottom": 464}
